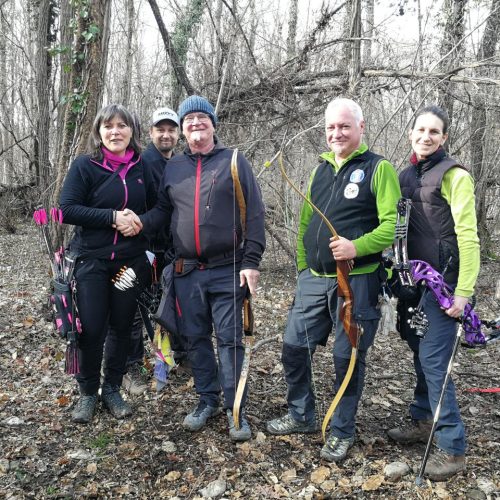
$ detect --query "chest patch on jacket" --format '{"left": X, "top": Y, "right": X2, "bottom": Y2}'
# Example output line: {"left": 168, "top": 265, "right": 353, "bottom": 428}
{"left": 349, "top": 169, "right": 365, "bottom": 183}
{"left": 344, "top": 183, "right": 359, "bottom": 199}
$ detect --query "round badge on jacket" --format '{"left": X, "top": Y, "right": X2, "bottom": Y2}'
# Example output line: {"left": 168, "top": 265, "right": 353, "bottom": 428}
{"left": 344, "top": 183, "right": 359, "bottom": 199}
{"left": 349, "top": 169, "right": 365, "bottom": 183}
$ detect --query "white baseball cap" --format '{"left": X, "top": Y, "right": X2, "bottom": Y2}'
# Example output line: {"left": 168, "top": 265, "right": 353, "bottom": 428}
{"left": 151, "top": 107, "right": 180, "bottom": 127}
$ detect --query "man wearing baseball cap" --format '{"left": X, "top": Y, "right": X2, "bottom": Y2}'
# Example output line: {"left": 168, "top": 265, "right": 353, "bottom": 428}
{"left": 117, "top": 107, "right": 188, "bottom": 395}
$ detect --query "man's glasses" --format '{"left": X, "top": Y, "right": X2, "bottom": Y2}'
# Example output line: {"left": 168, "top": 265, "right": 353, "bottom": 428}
{"left": 184, "top": 113, "right": 211, "bottom": 124}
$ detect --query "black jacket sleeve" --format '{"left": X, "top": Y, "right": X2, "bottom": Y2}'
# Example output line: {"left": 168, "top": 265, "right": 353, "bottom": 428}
{"left": 139, "top": 167, "right": 173, "bottom": 236}
{"left": 60, "top": 156, "right": 114, "bottom": 227}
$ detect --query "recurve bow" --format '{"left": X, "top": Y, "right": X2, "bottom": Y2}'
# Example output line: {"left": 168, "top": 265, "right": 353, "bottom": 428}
{"left": 274, "top": 153, "right": 362, "bottom": 441}
{"left": 232, "top": 292, "right": 254, "bottom": 429}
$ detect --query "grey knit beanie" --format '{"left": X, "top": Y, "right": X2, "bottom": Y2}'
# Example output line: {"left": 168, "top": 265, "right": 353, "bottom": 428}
{"left": 177, "top": 95, "right": 218, "bottom": 128}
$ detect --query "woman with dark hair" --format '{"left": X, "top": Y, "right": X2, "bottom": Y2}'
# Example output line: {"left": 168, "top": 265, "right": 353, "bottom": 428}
{"left": 60, "top": 104, "right": 157, "bottom": 424}
{"left": 388, "top": 105, "right": 480, "bottom": 480}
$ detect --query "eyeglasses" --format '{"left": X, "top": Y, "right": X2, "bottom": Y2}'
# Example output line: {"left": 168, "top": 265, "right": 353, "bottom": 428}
{"left": 184, "top": 113, "right": 211, "bottom": 124}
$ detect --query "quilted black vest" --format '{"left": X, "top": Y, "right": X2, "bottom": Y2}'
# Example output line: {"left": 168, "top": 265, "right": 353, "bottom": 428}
{"left": 303, "top": 150, "right": 383, "bottom": 274}
{"left": 399, "top": 157, "right": 467, "bottom": 283}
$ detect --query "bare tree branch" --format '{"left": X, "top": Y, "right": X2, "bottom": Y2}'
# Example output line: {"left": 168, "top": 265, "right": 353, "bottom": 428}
{"left": 147, "top": 0, "right": 198, "bottom": 96}
{"left": 220, "top": 0, "right": 263, "bottom": 81}
{"left": 0, "top": 134, "right": 30, "bottom": 157}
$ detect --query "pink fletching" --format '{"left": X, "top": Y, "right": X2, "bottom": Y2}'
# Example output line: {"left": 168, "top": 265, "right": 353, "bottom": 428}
{"left": 156, "top": 351, "right": 167, "bottom": 363}
{"left": 39, "top": 209, "right": 48, "bottom": 225}
{"left": 56, "top": 318, "right": 62, "bottom": 329}
{"left": 61, "top": 295, "right": 67, "bottom": 308}
{"left": 50, "top": 207, "right": 63, "bottom": 224}
{"left": 76, "top": 318, "right": 82, "bottom": 333}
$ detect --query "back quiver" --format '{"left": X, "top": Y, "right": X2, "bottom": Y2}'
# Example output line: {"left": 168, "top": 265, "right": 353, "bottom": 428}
{"left": 50, "top": 279, "right": 81, "bottom": 374}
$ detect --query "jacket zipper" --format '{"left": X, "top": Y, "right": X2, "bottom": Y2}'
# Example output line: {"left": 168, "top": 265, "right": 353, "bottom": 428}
{"left": 111, "top": 174, "right": 129, "bottom": 260}
{"left": 206, "top": 172, "right": 216, "bottom": 210}
{"left": 315, "top": 168, "right": 338, "bottom": 269}
{"left": 194, "top": 156, "right": 202, "bottom": 257}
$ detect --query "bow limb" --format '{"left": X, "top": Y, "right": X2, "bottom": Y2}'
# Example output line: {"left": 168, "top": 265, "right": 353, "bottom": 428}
{"left": 274, "top": 153, "right": 362, "bottom": 441}
{"left": 321, "top": 345, "right": 358, "bottom": 440}
{"left": 278, "top": 154, "right": 339, "bottom": 240}
{"left": 233, "top": 293, "right": 255, "bottom": 429}
{"left": 321, "top": 258, "right": 361, "bottom": 440}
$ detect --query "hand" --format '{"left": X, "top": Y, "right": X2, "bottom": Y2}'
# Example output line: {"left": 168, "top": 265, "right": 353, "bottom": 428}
{"left": 239, "top": 268, "right": 260, "bottom": 296}
{"left": 115, "top": 209, "right": 143, "bottom": 237}
{"left": 445, "top": 295, "right": 469, "bottom": 318}
{"left": 329, "top": 236, "right": 357, "bottom": 261}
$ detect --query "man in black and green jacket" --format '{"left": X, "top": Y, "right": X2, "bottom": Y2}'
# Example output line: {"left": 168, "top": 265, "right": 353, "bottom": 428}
{"left": 266, "top": 98, "right": 401, "bottom": 462}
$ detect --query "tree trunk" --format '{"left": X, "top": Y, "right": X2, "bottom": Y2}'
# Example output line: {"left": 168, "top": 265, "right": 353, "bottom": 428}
{"left": 75, "top": 0, "right": 111, "bottom": 157}
{"left": 362, "top": 0, "right": 374, "bottom": 65}
{"left": 287, "top": 0, "right": 298, "bottom": 60}
{"left": 470, "top": 0, "right": 500, "bottom": 253}
{"left": 52, "top": 7, "right": 85, "bottom": 211}
{"left": 53, "top": 0, "right": 74, "bottom": 172}
{"left": 438, "top": 0, "right": 467, "bottom": 127}
{"left": 0, "top": 2, "right": 9, "bottom": 184}
{"left": 34, "top": 0, "right": 53, "bottom": 200}
{"left": 348, "top": 0, "right": 362, "bottom": 93}
{"left": 53, "top": 0, "right": 110, "bottom": 209}
{"left": 121, "top": 0, "right": 135, "bottom": 107}
{"left": 147, "top": 0, "right": 198, "bottom": 105}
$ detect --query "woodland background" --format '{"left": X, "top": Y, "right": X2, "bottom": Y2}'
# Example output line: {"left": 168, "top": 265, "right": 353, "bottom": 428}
{"left": 0, "top": 0, "right": 499, "bottom": 498}
{"left": 0, "top": 0, "right": 499, "bottom": 251}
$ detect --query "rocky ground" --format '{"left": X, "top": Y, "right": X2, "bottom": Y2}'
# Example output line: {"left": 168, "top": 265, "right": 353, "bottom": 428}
{"left": 0, "top": 222, "right": 499, "bottom": 499}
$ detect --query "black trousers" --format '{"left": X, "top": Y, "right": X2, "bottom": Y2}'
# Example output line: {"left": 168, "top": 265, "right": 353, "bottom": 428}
{"left": 106, "top": 251, "right": 188, "bottom": 369}
{"left": 74, "top": 253, "right": 151, "bottom": 394}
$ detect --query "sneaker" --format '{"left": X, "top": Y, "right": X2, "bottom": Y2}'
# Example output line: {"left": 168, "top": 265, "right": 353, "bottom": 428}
{"left": 266, "top": 413, "right": 319, "bottom": 435}
{"left": 101, "top": 384, "right": 133, "bottom": 419}
{"left": 424, "top": 448, "right": 465, "bottom": 481}
{"left": 320, "top": 435, "right": 355, "bottom": 462}
{"left": 227, "top": 409, "right": 252, "bottom": 442}
{"left": 387, "top": 419, "right": 432, "bottom": 444}
{"left": 71, "top": 394, "right": 98, "bottom": 424}
{"left": 123, "top": 364, "right": 149, "bottom": 395}
{"left": 183, "top": 402, "right": 221, "bottom": 431}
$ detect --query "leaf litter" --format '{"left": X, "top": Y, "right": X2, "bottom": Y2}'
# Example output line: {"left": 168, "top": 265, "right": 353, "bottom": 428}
{"left": 0, "top": 223, "right": 499, "bottom": 498}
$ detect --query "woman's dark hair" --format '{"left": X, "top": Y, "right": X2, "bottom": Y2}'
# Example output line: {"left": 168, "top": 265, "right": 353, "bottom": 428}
{"left": 412, "top": 105, "right": 450, "bottom": 134}
{"left": 87, "top": 104, "right": 142, "bottom": 157}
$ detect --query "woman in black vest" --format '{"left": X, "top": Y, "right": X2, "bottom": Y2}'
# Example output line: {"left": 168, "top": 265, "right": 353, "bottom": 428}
{"left": 388, "top": 106, "right": 480, "bottom": 481}
{"left": 60, "top": 104, "right": 157, "bottom": 424}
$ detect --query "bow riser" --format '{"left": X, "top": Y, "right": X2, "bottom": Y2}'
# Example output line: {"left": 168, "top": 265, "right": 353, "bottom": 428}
{"left": 410, "top": 260, "right": 485, "bottom": 346}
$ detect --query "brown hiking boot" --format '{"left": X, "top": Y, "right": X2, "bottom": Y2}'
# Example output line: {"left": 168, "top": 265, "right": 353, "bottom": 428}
{"left": 424, "top": 448, "right": 465, "bottom": 481}
{"left": 387, "top": 419, "right": 432, "bottom": 444}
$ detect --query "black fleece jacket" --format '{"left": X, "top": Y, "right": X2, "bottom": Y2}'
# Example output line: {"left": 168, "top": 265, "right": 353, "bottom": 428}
{"left": 60, "top": 153, "right": 157, "bottom": 259}
{"left": 141, "top": 143, "right": 173, "bottom": 253}
{"left": 140, "top": 140, "right": 266, "bottom": 269}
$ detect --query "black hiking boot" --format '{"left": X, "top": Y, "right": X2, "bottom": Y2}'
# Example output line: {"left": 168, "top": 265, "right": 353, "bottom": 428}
{"left": 101, "top": 384, "right": 132, "bottom": 419}
{"left": 72, "top": 394, "right": 98, "bottom": 424}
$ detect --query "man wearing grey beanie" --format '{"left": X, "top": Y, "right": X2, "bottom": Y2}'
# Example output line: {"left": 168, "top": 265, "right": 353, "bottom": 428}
{"left": 119, "top": 95, "right": 266, "bottom": 442}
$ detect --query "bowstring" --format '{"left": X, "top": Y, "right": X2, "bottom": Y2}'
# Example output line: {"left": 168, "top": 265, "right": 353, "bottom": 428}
{"left": 285, "top": 150, "right": 336, "bottom": 426}
{"left": 233, "top": 155, "right": 238, "bottom": 409}
{"left": 311, "top": 175, "right": 341, "bottom": 424}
